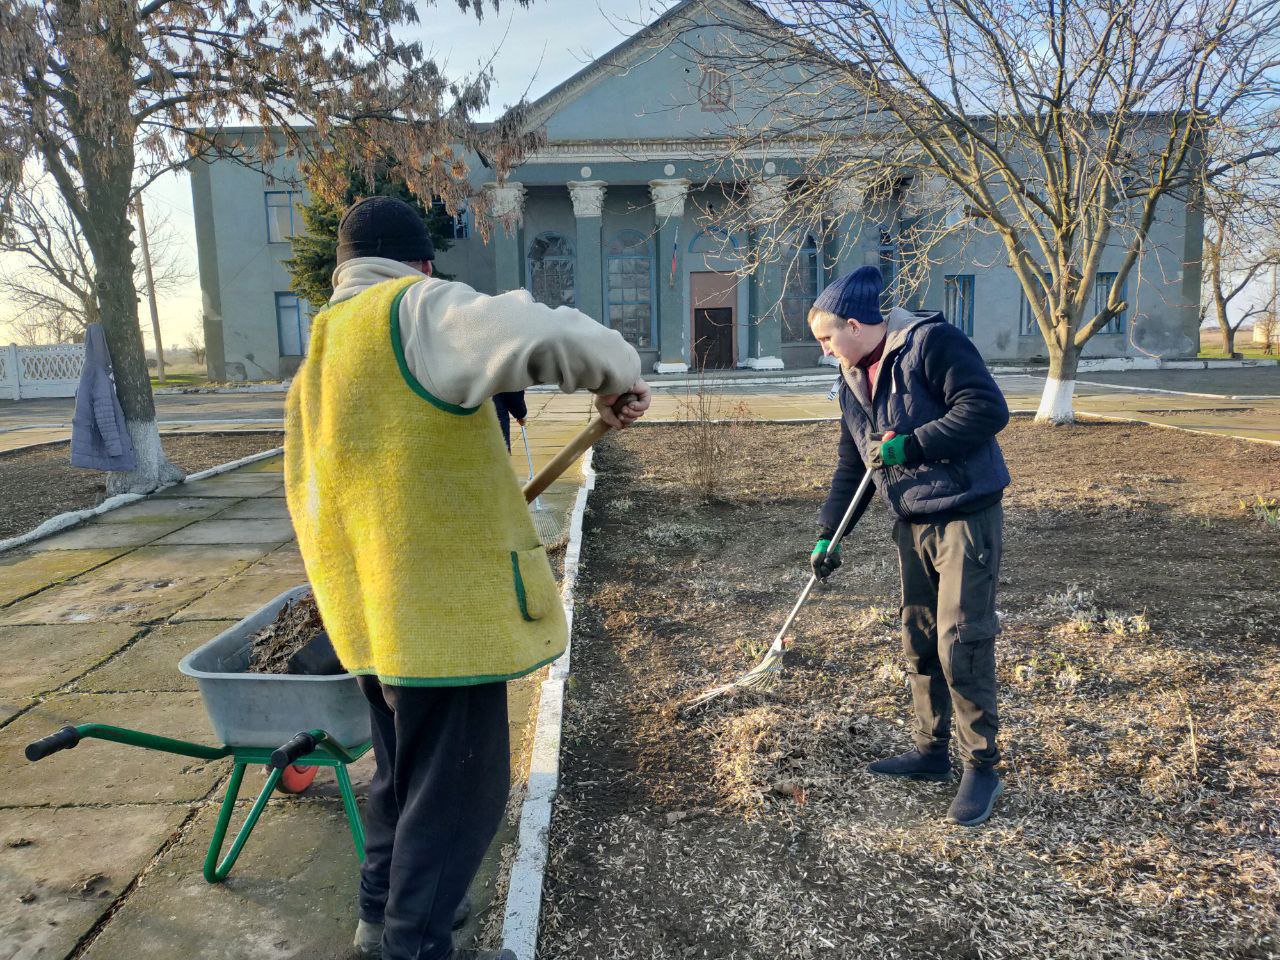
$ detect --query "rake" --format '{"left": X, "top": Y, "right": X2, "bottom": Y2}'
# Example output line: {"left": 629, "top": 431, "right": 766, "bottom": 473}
{"left": 520, "top": 421, "right": 564, "bottom": 546}
{"left": 681, "top": 467, "right": 877, "bottom": 715}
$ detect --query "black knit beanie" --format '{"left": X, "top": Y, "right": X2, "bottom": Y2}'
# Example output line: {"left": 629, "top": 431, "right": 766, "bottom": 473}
{"left": 336, "top": 196, "right": 435, "bottom": 265}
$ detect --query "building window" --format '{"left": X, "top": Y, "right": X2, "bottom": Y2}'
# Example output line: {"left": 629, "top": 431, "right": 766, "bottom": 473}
{"left": 944, "top": 274, "right": 975, "bottom": 336}
{"left": 606, "top": 230, "right": 654, "bottom": 348}
{"left": 1094, "top": 272, "right": 1127, "bottom": 333}
{"left": 276, "top": 293, "right": 308, "bottom": 356}
{"left": 528, "top": 232, "right": 575, "bottom": 308}
{"left": 782, "top": 234, "right": 820, "bottom": 343}
{"left": 1020, "top": 271, "right": 1051, "bottom": 337}
{"left": 431, "top": 199, "right": 469, "bottom": 240}
{"left": 698, "top": 64, "right": 733, "bottom": 111}
{"left": 265, "top": 191, "right": 301, "bottom": 244}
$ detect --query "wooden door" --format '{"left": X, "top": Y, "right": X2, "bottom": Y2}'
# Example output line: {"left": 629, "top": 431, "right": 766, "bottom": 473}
{"left": 690, "top": 271, "right": 737, "bottom": 370}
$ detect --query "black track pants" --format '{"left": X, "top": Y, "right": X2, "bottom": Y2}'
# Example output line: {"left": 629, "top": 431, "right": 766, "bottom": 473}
{"left": 357, "top": 677, "right": 510, "bottom": 960}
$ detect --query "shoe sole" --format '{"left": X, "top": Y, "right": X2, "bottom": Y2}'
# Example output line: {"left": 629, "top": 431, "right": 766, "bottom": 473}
{"left": 945, "top": 780, "right": 1004, "bottom": 827}
{"left": 866, "top": 766, "right": 952, "bottom": 783}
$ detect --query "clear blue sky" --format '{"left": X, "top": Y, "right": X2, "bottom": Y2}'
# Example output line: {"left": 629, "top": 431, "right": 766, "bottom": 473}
{"left": 9, "top": 1, "right": 671, "bottom": 350}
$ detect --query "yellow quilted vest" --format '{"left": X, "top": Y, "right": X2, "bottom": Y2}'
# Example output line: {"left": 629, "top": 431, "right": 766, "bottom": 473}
{"left": 284, "top": 275, "right": 566, "bottom": 685}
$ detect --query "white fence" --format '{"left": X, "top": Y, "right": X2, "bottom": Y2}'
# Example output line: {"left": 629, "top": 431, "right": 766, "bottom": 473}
{"left": 0, "top": 343, "right": 86, "bottom": 400}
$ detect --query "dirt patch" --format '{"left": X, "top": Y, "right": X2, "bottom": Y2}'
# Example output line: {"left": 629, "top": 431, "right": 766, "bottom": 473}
{"left": 540, "top": 419, "right": 1280, "bottom": 960}
{"left": 0, "top": 432, "right": 283, "bottom": 539}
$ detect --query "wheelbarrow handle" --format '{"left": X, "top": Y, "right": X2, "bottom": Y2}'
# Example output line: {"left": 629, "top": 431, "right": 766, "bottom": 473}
{"left": 270, "top": 730, "right": 325, "bottom": 769}
{"left": 25, "top": 725, "right": 81, "bottom": 762}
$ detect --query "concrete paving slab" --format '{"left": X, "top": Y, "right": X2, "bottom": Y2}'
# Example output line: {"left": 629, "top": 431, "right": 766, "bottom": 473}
{"left": 213, "top": 498, "right": 291, "bottom": 520}
{"left": 231, "top": 455, "right": 283, "bottom": 473}
{"left": 0, "top": 574, "right": 225, "bottom": 626}
{"left": 0, "top": 622, "right": 139, "bottom": 710}
{"left": 28, "top": 520, "right": 192, "bottom": 551}
{"left": 153, "top": 476, "right": 281, "bottom": 499}
{"left": 77, "top": 621, "right": 238, "bottom": 693}
{"left": 174, "top": 545, "right": 305, "bottom": 622}
{"left": 152, "top": 518, "right": 295, "bottom": 546}
{"left": 77, "top": 800, "right": 361, "bottom": 960}
{"left": 94, "top": 497, "right": 234, "bottom": 525}
{"left": 93, "top": 544, "right": 274, "bottom": 583}
{"left": 0, "top": 549, "right": 126, "bottom": 608}
{"left": 0, "top": 805, "right": 188, "bottom": 960}
{"left": 2, "top": 692, "right": 220, "bottom": 805}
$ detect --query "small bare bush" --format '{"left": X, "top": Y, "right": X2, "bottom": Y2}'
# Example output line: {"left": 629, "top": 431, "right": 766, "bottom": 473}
{"left": 672, "top": 371, "right": 755, "bottom": 499}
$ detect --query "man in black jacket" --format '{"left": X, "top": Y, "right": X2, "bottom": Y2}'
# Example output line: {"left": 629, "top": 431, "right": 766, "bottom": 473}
{"left": 809, "top": 265, "right": 1010, "bottom": 826}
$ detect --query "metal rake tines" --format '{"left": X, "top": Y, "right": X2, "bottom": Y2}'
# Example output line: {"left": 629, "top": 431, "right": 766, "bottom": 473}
{"left": 680, "top": 647, "right": 788, "bottom": 715}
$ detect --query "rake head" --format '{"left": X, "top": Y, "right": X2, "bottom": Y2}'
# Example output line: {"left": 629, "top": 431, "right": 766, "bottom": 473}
{"left": 679, "top": 644, "right": 788, "bottom": 716}
{"left": 530, "top": 502, "right": 564, "bottom": 547}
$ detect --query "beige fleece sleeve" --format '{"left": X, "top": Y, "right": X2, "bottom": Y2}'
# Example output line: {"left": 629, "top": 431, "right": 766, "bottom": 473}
{"left": 397, "top": 278, "right": 642, "bottom": 410}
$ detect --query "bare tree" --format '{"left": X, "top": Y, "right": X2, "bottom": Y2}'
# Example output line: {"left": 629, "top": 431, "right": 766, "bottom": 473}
{"left": 1, "top": 177, "right": 187, "bottom": 345}
{"left": 0, "top": 0, "right": 539, "bottom": 492}
{"left": 1256, "top": 310, "right": 1279, "bottom": 354}
{"left": 184, "top": 327, "right": 207, "bottom": 368}
{"left": 689, "top": 0, "right": 1280, "bottom": 421}
{"left": 1199, "top": 131, "right": 1280, "bottom": 357}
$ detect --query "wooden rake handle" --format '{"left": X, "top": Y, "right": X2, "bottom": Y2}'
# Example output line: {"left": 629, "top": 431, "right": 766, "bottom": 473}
{"left": 522, "top": 393, "right": 638, "bottom": 503}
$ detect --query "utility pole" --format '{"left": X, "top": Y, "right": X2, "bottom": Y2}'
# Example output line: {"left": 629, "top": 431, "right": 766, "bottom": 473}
{"left": 133, "top": 193, "right": 166, "bottom": 383}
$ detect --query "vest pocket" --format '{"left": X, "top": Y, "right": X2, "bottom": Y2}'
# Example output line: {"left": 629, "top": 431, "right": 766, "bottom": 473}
{"left": 511, "top": 547, "right": 559, "bottom": 622}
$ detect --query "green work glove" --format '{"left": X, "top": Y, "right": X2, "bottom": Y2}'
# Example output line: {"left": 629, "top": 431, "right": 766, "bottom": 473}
{"left": 869, "top": 433, "right": 910, "bottom": 470}
{"left": 811, "top": 537, "right": 842, "bottom": 579}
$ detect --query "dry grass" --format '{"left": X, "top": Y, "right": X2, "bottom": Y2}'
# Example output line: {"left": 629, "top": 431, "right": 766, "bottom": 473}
{"left": 538, "top": 420, "right": 1280, "bottom": 960}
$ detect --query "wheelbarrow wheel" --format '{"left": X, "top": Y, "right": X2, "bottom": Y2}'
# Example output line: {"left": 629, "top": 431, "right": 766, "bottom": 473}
{"left": 271, "top": 764, "right": 319, "bottom": 794}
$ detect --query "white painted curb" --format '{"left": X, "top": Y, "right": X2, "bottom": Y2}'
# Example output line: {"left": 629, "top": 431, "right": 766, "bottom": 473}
{"left": 0, "top": 445, "right": 284, "bottom": 556}
{"left": 501, "top": 447, "right": 596, "bottom": 959}
{"left": 0, "top": 491, "right": 146, "bottom": 555}
{"left": 1072, "top": 411, "right": 1280, "bottom": 447}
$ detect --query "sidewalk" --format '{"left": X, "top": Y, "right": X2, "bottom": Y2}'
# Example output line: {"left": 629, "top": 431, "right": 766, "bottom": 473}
{"left": 3, "top": 378, "right": 1278, "bottom": 959}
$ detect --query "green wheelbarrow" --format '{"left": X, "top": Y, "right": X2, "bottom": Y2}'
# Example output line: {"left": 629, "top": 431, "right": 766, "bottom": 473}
{"left": 23, "top": 585, "right": 373, "bottom": 883}
{"left": 25, "top": 723, "right": 370, "bottom": 883}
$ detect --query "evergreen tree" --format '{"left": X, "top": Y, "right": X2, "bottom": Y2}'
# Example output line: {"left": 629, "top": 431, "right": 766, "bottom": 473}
{"left": 287, "top": 164, "right": 457, "bottom": 307}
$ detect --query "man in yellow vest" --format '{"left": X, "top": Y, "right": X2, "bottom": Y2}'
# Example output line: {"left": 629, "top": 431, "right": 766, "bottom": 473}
{"left": 285, "top": 196, "right": 650, "bottom": 960}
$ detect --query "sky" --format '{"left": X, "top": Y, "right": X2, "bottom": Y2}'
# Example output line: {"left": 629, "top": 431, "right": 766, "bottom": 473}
{"left": 1, "top": 0, "right": 672, "bottom": 351}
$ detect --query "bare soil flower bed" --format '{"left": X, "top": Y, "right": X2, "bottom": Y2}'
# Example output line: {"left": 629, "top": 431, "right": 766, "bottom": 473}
{"left": 540, "top": 419, "right": 1280, "bottom": 960}
{"left": 0, "top": 431, "right": 283, "bottom": 539}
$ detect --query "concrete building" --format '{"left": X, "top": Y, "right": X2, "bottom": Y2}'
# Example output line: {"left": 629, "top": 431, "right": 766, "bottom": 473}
{"left": 190, "top": 0, "right": 1204, "bottom": 381}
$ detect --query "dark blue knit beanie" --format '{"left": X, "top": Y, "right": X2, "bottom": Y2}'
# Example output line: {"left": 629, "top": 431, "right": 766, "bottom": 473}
{"left": 336, "top": 196, "right": 435, "bottom": 265}
{"left": 812, "top": 265, "right": 884, "bottom": 325}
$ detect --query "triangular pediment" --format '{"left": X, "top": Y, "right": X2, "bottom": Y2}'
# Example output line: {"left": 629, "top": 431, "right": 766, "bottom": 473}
{"left": 521, "top": 0, "right": 787, "bottom": 144}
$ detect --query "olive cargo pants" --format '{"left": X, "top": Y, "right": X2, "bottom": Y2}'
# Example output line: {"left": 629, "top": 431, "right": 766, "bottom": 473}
{"left": 894, "top": 503, "right": 1002, "bottom": 767}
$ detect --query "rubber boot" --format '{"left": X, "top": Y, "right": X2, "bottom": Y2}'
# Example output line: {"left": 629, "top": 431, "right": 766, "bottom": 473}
{"left": 866, "top": 745, "right": 952, "bottom": 782}
{"left": 946, "top": 766, "right": 1003, "bottom": 826}
{"left": 354, "top": 898, "right": 471, "bottom": 958}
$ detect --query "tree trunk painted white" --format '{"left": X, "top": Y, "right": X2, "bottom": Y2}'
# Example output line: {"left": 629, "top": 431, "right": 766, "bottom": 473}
{"left": 105, "top": 418, "right": 186, "bottom": 496}
{"left": 1035, "top": 377, "right": 1077, "bottom": 423}
{"left": 1035, "top": 347, "right": 1081, "bottom": 424}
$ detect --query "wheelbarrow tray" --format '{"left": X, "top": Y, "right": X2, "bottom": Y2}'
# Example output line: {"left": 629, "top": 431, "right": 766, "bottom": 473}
{"left": 179, "top": 584, "right": 370, "bottom": 750}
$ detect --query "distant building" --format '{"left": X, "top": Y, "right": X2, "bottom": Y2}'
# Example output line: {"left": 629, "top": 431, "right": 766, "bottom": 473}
{"left": 190, "top": 0, "right": 1204, "bottom": 381}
